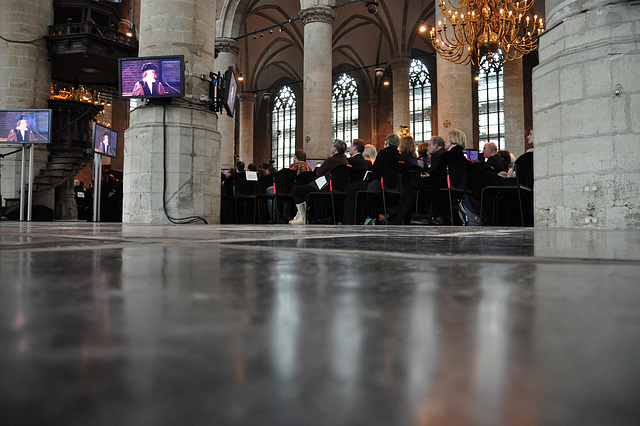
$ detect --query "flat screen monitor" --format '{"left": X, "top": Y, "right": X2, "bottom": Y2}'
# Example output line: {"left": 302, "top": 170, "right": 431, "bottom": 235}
{"left": 119, "top": 55, "right": 185, "bottom": 99}
{"left": 218, "top": 66, "right": 237, "bottom": 117}
{"left": 92, "top": 122, "right": 119, "bottom": 158}
{"left": 0, "top": 109, "right": 52, "bottom": 144}
{"left": 463, "top": 149, "right": 479, "bottom": 162}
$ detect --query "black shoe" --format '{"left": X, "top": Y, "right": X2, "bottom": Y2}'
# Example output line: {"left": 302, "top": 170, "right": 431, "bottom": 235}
{"left": 409, "top": 213, "right": 432, "bottom": 225}
{"left": 431, "top": 216, "right": 445, "bottom": 225}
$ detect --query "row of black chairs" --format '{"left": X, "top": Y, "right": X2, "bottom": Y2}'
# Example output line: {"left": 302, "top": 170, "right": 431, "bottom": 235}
{"left": 222, "top": 169, "right": 313, "bottom": 224}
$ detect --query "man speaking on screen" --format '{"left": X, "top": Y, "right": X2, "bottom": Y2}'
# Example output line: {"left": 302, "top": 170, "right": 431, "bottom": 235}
{"left": 131, "top": 63, "right": 167, "bottom": 96}
{"left": 6, "top": 116, "right": 37, "bottom": 142}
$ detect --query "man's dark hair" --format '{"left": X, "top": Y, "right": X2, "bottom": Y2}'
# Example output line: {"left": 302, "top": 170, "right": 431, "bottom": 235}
{"left": 352, "top": 139, "right": 365, "bottom": 154}
{"left": 431, "top": 136, "right": 445, "bottom": 147}
{"left": 236, "top": 161, "right": 245, "bottom": 172}
{"left": 333, "top": 139, "right": 347, "bottom": 155}
{"left": 248, "top": 163, "right": 258, "bottom": 172}
{"left": 294, "top": 149, "right": 307, "bottom": 162}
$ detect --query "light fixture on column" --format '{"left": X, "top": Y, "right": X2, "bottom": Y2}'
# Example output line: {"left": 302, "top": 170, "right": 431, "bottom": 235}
{"left": 383, "top": 77, "right": 390, "bottom": 86}
{"left": 430, "top": 0, "right": 544, "bottom": 72}
{"left": 237, "top": 72, "right": 244, "bottom": 82}
{"left": 374, "top": 67, "right": 384, "bottom": 77}
{"left": 419, "top": 21, "right": 427, "bottom": 32}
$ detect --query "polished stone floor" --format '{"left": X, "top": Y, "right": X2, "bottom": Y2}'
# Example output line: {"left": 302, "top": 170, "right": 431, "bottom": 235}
{"left": 1, "top": 221, "right": 639, "bottom": 425}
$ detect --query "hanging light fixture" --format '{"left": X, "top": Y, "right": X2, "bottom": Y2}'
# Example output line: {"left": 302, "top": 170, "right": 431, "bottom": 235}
{"left": 430, "top": 0, "right": 544, "bottom": 72}
{"left": 237, "top": 72, "right": 244, "bottom": 82}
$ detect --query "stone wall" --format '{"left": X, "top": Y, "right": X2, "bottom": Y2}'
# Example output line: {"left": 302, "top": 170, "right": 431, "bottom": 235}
{"left": 0, "top": 0, "right": 53, "bottom": 208}
{"left": 533, "top": 0, "right": 640, "bottom": 229}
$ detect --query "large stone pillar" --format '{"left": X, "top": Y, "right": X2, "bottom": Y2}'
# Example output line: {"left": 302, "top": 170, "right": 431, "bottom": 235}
{"left": 123, "top": 0, "right": 220, "bottom": 224}
{"left": 0, "top": 0, "right": 53, "bottom": 205}
{"left": 503, "top": 58, "right": 526, "bottom": 157}
{"left": 434, "top": 3, "right": 473, "bottom": 143}
{"left": 300, "top": 5, "right": 335, "bottom": 158}
{"left": 369, "top": 100, "right": 378, "bottom": 145}
{"left": 214, "top": 38, "right": 239, "bottom": 170}
{"left": 238, "top": 92, "right": 255, "bottom": 165}
{"left": 390, "top": 57, "right": 412, "bottom": 135}
{"left": 533, "top": 0, "right": 640, "bottom": 229}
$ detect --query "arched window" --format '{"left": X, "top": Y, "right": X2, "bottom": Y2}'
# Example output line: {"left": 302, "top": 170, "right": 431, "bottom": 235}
{"left": 332, "top": 73, "right": 359, "bottom": 143}
{"left": 409, "top": 59, "right": 432, "bottom": 144}
{"left": 271, "top": 86, "right": 296, "bottom": 170}
{"left": 477, "top": 60, "right": 505, "bottom": 150}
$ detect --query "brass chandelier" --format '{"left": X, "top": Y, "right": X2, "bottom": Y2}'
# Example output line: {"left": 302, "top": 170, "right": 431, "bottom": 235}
{"left": 429, "top": 0, "right": 544, "bottom": 71}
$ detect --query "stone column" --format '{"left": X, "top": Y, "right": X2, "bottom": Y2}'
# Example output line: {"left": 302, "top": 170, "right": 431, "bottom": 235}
{"left": 390, "top": 57, "right": 412, "bottom": 135}
{"left": 369, "top": 100, "right": 378, "bottom": 145}
{"left": 123, "top": 0, "right": 220, "bottom": 224}
{"left": 434, "top": 3, "right": 473, "bottom": 143}
{"left": 215, "top": 38, "right": 239, "bottom": 169}
{"left": 300, "top": 5, "right": 335, "bottom": 158}
{"left": 533, "top": 0, "right": 640, "bottom": 229}
{"left": 0, "top": 0, "right": 52, "bottom": 206}
{"left": 238, "top": 92, "right": 255, "bottom": 165}
{"left": 503, "top": 58, "right": 526, "bottom": 157}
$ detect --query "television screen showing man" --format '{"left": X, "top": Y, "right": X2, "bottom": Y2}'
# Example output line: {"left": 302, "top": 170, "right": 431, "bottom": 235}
{"left": 6, "top": 115, "right": 37, "bottom": 142}
{"left": 131, "top": 63, "right": 167, "bottom": 96}
{"left": 94, "top": 129, "right": 118, "bottom": 158}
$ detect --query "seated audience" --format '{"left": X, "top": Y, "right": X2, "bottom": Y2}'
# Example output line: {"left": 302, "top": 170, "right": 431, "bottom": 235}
{"left": 289, "top": 139, "right": 348, "bottom": 225}
{"left": 482, "top": 142, "right": 505, "bottom": 172}
{"left": 498, "top": 150, "right": 512, "bottom": 172}
{"left": 342, "top": 133, "right": 403, "bottom": 225}
{"left": 398, "top": 135, "right": 419, "bottom": 167}
{"left": 427, "top": 136, "right": 446, "bottom": 173}
{"left": 390, "top": 128, "right": 467, "bottom": 225}
{"left": 363, "top": 144, "right": 377, "bottom": 169}
{"left": 290, "top": 149, "right": 313, "bottom": 174}
{"left": 347, "top": 139, "right": 368, "bottom": 170}
{"left": 417, "top": 142, "right": 430, "bottom": 171}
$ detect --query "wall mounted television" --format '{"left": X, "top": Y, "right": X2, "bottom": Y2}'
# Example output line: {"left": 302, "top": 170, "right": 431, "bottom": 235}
{"left": 0, "top": 109, "right": 52, "bottom": 144}
{"left": 119, "top": 55, "right": 185, "bottom": 99}
{"left": 219, "top": 66, "right": 238, "bottom": 117}
{"left": 92, "top": 122, "right": 119, "bottom": 158}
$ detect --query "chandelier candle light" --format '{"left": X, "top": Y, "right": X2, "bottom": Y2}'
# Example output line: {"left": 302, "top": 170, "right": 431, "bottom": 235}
{"left": 430, "top": 0, "right": 544, "bottom": 71}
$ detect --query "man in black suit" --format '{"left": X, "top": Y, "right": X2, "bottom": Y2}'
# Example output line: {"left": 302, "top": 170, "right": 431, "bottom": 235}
{"left": 482, "top": 142, "right": 505, "bottom": 172}
{"left": 427, "top": 136, "right": 446, "bottom": 173}
{"left": 347, "top": 139, "right": 368, "bottom": 171}
{"left": 289, "top": 139, "right": 348, "bottom": 224}
{"left": 96, "top": 132, "right": 116, "bottom": 157}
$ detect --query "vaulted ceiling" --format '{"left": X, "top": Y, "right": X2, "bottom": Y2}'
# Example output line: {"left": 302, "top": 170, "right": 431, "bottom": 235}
{"left": 217, "top": 0, "right": 437, "bottom": 96}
